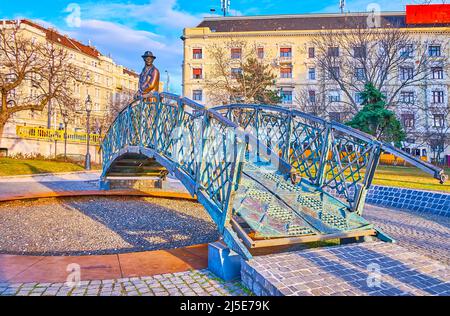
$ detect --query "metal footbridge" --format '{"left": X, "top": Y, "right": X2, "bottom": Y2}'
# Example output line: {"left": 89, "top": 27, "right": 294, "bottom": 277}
{"left": 100, "top": 93, "right": 447, "bottom": 259}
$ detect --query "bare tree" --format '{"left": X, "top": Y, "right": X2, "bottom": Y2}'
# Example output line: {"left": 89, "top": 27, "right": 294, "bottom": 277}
{"left": 294, "top": 84, "right": 353, "bottom": 121}
{"left": 0, "top": 20, "right": 82, "bottom": 137}
{"left": 204, "top": 39, "right": 279, "bottom": 105}
{"left": 305, "top": 22, "right": 444, "bottom": 115}
{"left": 413, "top": 105, "right": 450, "bottom": 164}
{"left": 96, "top": 88, "right": 135, "bottom": 136}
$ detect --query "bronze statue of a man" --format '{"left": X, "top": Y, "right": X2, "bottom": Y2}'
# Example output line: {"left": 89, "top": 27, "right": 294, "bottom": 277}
{"left": 138, "top": 51, "right": 160, "bottom": 97}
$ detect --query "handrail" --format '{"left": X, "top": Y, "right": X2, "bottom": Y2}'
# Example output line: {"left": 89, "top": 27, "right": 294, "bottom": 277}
{"left": 212, "top": 103, "right": 447, "bottom": 184}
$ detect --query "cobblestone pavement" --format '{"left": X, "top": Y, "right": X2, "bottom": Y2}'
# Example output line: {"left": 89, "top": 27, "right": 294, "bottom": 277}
{"left": 0, "top": 270, "right": 250, "bottom": 296}
{"left": 242, "top": 242, "right": 450, "bottom": 296}
{"left": 365, "top": 205, "right": 450, "bottom": 265}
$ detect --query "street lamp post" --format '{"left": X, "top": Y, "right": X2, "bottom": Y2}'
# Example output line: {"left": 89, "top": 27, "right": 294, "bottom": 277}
{"left": 62, "top": 109, "right": 69, "bottom": 161}
{"left": 84, "top": 95, "right": 92, "bottom": 170}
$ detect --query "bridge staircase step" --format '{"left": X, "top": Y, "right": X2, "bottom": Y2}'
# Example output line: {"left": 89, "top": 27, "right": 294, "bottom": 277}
{"left": 231, "top": 157, "right": 376, "bottom": 252}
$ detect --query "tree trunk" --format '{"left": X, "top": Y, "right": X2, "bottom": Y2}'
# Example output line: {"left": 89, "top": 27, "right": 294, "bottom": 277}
{"left": 0, "top": 92, "right": 8, "bottom": 140}
{"left": 0, "top": 113, "right": 9, "bottom": 146}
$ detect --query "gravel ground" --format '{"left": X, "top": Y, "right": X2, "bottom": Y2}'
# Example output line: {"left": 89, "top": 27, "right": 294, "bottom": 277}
{"left": 365, "top": 205, "right": 450, "bottom": 265}
{"left": 0, "top": 196, "right": 219, "bottom": 256}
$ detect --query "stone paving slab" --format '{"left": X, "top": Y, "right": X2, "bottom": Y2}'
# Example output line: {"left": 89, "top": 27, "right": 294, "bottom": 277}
{"left": 365, "top": 205, "right": 450, "bottom": 265}
{"left": 241, "top": 242, "right": 450, "bottom": 296}
{"left": 0, "top": 270, "right": 250, "bottom": 296}
{"left": 0, "top": 244, "right": 209, "bottom": 284}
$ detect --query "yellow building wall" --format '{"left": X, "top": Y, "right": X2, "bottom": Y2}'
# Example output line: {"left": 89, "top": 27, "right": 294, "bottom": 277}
{"left": 4, "top": 21, "right": 139, "bottom": 135}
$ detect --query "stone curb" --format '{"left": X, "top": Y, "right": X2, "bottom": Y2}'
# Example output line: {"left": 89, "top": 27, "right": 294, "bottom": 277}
{"left": 0, "top": 190, "right": 197, "bottom": 203}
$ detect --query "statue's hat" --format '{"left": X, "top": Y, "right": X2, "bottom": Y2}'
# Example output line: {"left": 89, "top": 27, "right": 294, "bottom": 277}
{"left": 142, "top": 51, "right": 156, "bottom": 59}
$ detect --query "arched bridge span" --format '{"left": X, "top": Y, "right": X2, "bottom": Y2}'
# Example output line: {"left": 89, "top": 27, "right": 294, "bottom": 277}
{"left": 101, "top": 93, "right": 446, "bottom": 259}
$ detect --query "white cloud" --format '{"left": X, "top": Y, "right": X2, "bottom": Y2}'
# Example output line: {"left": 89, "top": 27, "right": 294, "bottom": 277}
{"left": 82, "top": 0, "right": 201, "bottom": 29}
{"left": 58, "top": 0, "right": 206, "bottom": 94}
{"left": 62, "top": 19, "right": 184, "bottom": 93}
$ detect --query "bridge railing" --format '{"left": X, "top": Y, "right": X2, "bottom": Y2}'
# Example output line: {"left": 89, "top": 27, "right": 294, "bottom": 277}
{"left": 16, "top": 125, "right": 102, "bottom": 145}
{"left": 212, "top": 104, "right": 446, "bottom": 215}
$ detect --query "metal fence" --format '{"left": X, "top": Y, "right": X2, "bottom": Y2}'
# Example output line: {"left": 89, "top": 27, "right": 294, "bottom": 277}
{"left": 16, "top": 125, "right": 102, "bottom": 145}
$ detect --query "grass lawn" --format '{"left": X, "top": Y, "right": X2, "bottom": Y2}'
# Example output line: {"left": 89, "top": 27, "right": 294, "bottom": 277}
{"left": 0, "top": 157, "right": 448, "bottom": 193}
{"left": 371, "top": 165, "right": 450, "bottom": 193}
{"left": 0, "top": 157, "right": 99, "bottom": 176}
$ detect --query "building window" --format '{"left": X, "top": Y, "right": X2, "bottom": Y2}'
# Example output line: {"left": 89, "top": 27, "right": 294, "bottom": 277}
{"left": 193, "top": 48, "right": 202, "bottom": 59}
{"left": 280, "top": 67, "right": 292, "bottom": 78}
{"left": 308, "top": 47, "right": 315, "bottom": 58}
{"left": 355, "top": 92, "right": 364, "bottom": 104}
{"left": 193, "top": 89, "right": 202, "bottom": 101}
{"left": 353, "top": 46, "right": 366, "bottom": 58}
{"left": 355, "top": 68, "right": 365, "bottom": 81}
{"left": 193, "top": 68, "right": 202, "bottom": 79}
{"left": 280, "top": 90, "right": 293, "bottom": 105}
{"left": 257, "top": 47, "right": 264, "bottom": 59}
{"left": 432, "top": 90, "right": 444, "bottom": 104}
{"left": 431, "top": 67, "right": 444, "bottom": 79}
{"left": 400, "top": 67, "right": 414, "bottom": 81}
{"left": 401, "top": 113, "right": 415, "bottom": 128}
{"left": 400, "top": 44, "right": 414, "bottom": 58}
{"left": 329, "top": 67, "right": 340, "bottom": 79}
{"left": 400, "top": 91, "right": 415, "bottom": 104}
{"left": 328, "top": 91, "right": 341, "bottom": 103}
{"left": 308, "top": 90, "right": 316, "bottom": 103}
{"left": 231, "top": 68, "right": 242, "bottom": 79}
{"left": 308, "top": 68, "right": 316, "bottom": 80}
{"left": 433, "top": 114, "right": 445, "bottom": 127}
{"left": 280, "top": 47, "right": 292, "bottom": 58}
{"left": 231, "top": 48, "right": 242, "bottom": 59}
{"left": 329, "top": 112, "right": 342, "bottom": 122}
{"left": 428, "top": 45, "right": 441, "bottom": 57}
{"left": 327, "top": 46, "right": 339, "bottom": 57}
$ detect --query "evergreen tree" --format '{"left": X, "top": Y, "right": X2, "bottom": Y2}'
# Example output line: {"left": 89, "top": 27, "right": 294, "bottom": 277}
{"left": 346, "top": 83, "right": 405, "bottom": 147}
{"left": 235, "top": 58, "right": 281, "bottom": 104}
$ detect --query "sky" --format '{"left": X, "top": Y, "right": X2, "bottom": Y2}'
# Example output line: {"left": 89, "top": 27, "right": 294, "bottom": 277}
{"left": 0, "top": 0, "right": 445, "bottom": 93}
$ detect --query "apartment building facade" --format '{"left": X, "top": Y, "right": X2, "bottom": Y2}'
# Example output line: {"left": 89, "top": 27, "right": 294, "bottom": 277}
{"left": 182, "top": 8, "right": 450, "bottom": 161}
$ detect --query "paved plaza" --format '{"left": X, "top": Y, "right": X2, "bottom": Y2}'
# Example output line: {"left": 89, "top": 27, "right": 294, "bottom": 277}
{"left": 0, "top": 175, "right": 449, "bottom": 296}
{"left": 240, "top": 204, "right": 450, "bottom": 296}
{"left": 242, "top": 242, "right": 450, "bottom": 296}
{"left": 0, "top": 270, "right": 249, "bottom": 296}
{"left": 365, "top": 205, "right": 450, "bottom": 265}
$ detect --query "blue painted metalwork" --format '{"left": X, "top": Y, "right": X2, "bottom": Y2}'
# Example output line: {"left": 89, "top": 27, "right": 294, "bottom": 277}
{"left": 212, "top": 104, "right": 447, "bottom": 214}
{"left": 101, "top": 93, "right": 447, "bottom": 259}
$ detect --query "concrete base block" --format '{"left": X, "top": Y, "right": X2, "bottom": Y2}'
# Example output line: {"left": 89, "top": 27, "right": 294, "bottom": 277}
{"left": 106, "top": 178, "right": 163, "bottom": 191}
{"left": 99, "top": 179, "right": 110, "bottom": 191}
{"left": 208, "top": 241, "right": 242, "bottom": 281}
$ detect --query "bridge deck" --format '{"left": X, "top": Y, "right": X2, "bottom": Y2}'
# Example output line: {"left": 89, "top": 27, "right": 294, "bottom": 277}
{"left": 232, "top": 158, "right": 376, "bottom": 248}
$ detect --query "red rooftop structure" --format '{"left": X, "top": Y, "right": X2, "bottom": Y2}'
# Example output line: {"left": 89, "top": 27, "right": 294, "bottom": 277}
{"left": 406, "top": 4, "right": 450, "bottom": 25}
